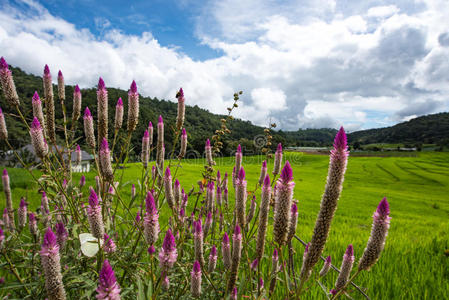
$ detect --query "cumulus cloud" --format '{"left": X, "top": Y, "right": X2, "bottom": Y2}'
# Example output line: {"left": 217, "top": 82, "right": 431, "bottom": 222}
{"left": 0, "top": 0, "right": 448, "bottom": 131}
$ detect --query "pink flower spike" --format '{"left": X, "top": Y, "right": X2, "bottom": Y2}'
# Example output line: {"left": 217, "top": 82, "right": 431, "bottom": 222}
{"left": 97, "top": 77, "right": 105, "bottom": 90}
{"left": 237, "top": 167, "right": 245, "bottom": 181}
{"left": 116, "top": 97, "right": 123, "bottom": 107}
{"left": 89, "top": 188, "right": 99, "bottom": 207}
{"left": 84, "top": 107, "right": 92, "bottom": 118}
{"left": 280, "top": 161, "right": 293, "bottom": 184}
{"left": 377, "top": 197, "right": 390, "bottom": 217}
{"left": 148, "top": 121, "right": 153, "bottom": 128}
{"left": 130, "top": 80, "right": 137, "bottom": 93}
{"left": 44, "top": 64, "right": 50, "bottom": 75}
{"left": 277, "top": 143, "right": 282, "bottom": 152}
{"left": 206, "top": 139, "right": 211, "bottom": 147}
{"left": 96, "top": 260, "right": 121, "bottom": 299}
{"left": 158, "top": 115, "right": 163, "bottom": 124}
{"left": 251, "top": 259, "right": 259, "bottom": 271}
{"left": 58, "top": 70, "right": 63, "bottom": 79}
{"left": 0, "top": 57, "right": 8, "bottom": 70}
{"left": 333, "top": 127, "right": 347, "bottom": 150}
{"left": 31, "top": 117, "right": 41, "bottom": 129}
{"left": 263, "top": 175, "right": 270, "bottom": 186}
{"left": 32, "top": 91, "right": 40, "bottom": 103}
{"left": 74, "top": 85, "right": 80, "bottom": 93}
{"left": 237, "top": 144, "right": 242, "bottom": 153}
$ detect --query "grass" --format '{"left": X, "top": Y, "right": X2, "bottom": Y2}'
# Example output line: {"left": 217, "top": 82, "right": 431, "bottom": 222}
{"left": 2, "top": 151, "right": 448, "bottom": 299}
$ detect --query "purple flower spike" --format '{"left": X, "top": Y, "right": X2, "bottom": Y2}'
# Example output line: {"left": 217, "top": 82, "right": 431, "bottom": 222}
{"left": 103, "top": 233, "right": 117, "bottom": 253}
{"left": 291, "top": 202, "right": 298, "bottom": 214}
{"left": 234, "top": 224, "right": 241, "bottom": 236}
{"left": 191, "top": 260, "right": 202, "bottom": 297}
{"left": 206, "top": 139, "right": 211, "bottom": 147}
{"left": 237, "top": 144, "right": 242, "bottom": 153}
{"left": 159, "top": 229, "right": 178, "bottom": 270}
{"left": 251, "top": 259, "right": 259, "bottom": 271}
{"left": 165, "top": 167, "right": 171, "bottom": 178}
{"left": 158, "top": 115, "right": 163, "bottom": 124}
{"left": 75, "top": 84, "right": 80, "bottom": 93}
{"left": 84, "top": 107, "right": 92, "bottom": 117}
{"left": 130, "top": 80, "right": 137, "bottom": 93}
{"left": 319, "top": 255, "right": 332, "bottom": 277}
{"left": 98, "top": 77, "right": 105, "bottom": 90}
{"left": 32, "top": 91, "right": 40, "bottom": 103}
{"left": 377, "top": 197, "right": 390, "bottom": 216}
{"left": 117, "top": 97, "right": 123, "bottom": 107}
{"left": 44, "top": 64, "right": 50, "bottom": 75}
{"left": 31, "top": 117, "right": 41, "bottom": 129}
{"left": 182, "top": 128, "right": 186, "bottom": 136}
{"left": 0, "top": 57, "right": 8, "bottom": 69}
{"left": 280, "top": 161, "right": 293, "bottom": 182}
{"left": 333, "top": 127, "right": 347, "bottom": 150}
{"left": 58, "top": 70, "right": 63, "bottom": 78}
{"left": 238, "top": 167, "right": 245, "bottom": 181}
{"left": 96, "top": 260, "right": 121, "bottom": 299}
{"left": 89, "top": 188, "right": 99, "bottom": 207}
{"left": 346, "top": 244, "right": 354, "bottom": 257}
{"left": 277, "top": 143, "right": 282, "bottom": 152}
{"left": 148, "top": 245, "right": 155, "bottom": 255}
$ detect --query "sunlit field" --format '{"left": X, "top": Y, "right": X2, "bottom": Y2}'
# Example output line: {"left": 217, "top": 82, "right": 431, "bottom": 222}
{"left": 4, "top": 151, "right": 448, "bottom": 299}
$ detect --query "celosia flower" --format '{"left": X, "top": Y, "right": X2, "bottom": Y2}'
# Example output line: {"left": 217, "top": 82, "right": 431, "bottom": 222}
{"left": 162, "top": 276, "right": 170, "bottom": 290}
{"left": 72, "top": 85, "right": 82, "bottom": 121}
{"left": 300, "top": 127, "right": 349, "bottom": 283}
{"left": 273, "top": 143, "right": 283, "bottom": 176}
{"left": 32, "top": 91, "right": 45, "bottom": 127}
{"left": 76, "top": 144, "right": 82, "bottom": 165}
{"left": 235, "top": 167, "right": 247, "bottom": 230}
{"left": 231, "top": 286, "right": 238, "bottom": 300}
{"left": 216, "top": 185, "right": 222, "bottom": 207}
{"left": 174, "top": 179, "right": 181, "bottom": 209}
{"left": 223, "top": 187, "right": 229, "bottom": 208}
{"left": 114, "top": 97, "right": 123, "bottom": 130}
{"left": 30, "top": 117, "right": 48, "bottom": 158}
{"left": 191, "top": 260, "right": 202, "bottom": 297}
{"left": 208, "top": 245, "right": 218, "bottom": 273}
{"left": 358, "top": 197, "right": 391, "bottom": 271}
{"left": 163, "top": 167, "right": 175, "bottom": 210}
{"left": 258, "top": 160, "right": 267, "bottom": 186}
{"left": 0, "top": 57, "right": 19, "bottom": 106}
{"left": 144, "top": 191, "right": 159, "bottom": 245}
{"left": 159, "top": 229, "right": 178, "bottom": 271}
{"left": 141, "top": 130, "right": 150, "bottom": 168}
{"left": 250, "top": 258, "right": 259, "bottom": 271}
{"left": 2, "top": 169, "right": 14, "bottom": 230}
{"left": 148, "top": 245, "right": 156, "bottom": 255}
{"left": 57, "top": 70, "right": 65, "bottom": 101}
{"left": 303, "top": 243, "right": 310, "bottom": 260}
{"left": 103, "top": 233, "right": 117, "bottom": 253}
{"left": 222, "top": 232, "right": 231, "bottom": 269}
{"left": 84, "top": 107, "right": 96, "bottom": 148}
{"left": 55, "top": 222, "right": 68, "bottom": 249}
{"left": 80, "top": 175, "right": 86, "bottom": 188}
{"left": 203, "top": 212, "right": 213, "bottom": 238}
{"left": 319, "top": 256, "right": 332, "bottom": 277}
{"left": 0, "top": 107, "right": 7, "bottom": 140}
{"left": 96, "top": 260, "right": 121, "bottom": 300}
{"left": 246, "top": 195, "right": 256, "bottom": 226}
{"left": 176, "top": 88, "right": 185, "bottom": 130}
{"left": 227, "top": 225, "right": 242, "bottom": 293}
{"left": 29, "top": 213, "right": 39, "bottom": 239}
{"left": 256, "top": 175, "right": 271, "bottom": 261}
{"left": 205, "top": 139, "right": 214, "bottom": 166}
{"left": 99, "top": 138, "right": 113, "bottom": 181}
{"left": 2, "top": 208, "right": 9, "bottom": 231}
{"left": 126, "top": 80, "right": 139, "bottom": 132}
{"left": 43, "top": 65, "right": 56, "bottom": 142}
{"left": 273, "top": 163, "right": 296, "bottom": 247}
{"left": 135, "top": 211, "right": 141, "bottom": 225}
{"left": 287, "top": 202, "right": 299, "bottom": 243}
{"left": 334, "top": 244, "right": 355, "bottom": 293}
{"left": 269, "top": 249, "right": 280, "bottom": 294}
{"left": 18, "top": 198, "right": 28, "bottom": 228}
{"left": 0, "top": 226, "right": 4, "bottom": 249}
{"left": 148, "top": 121, "right": 153, "bottom": 145}
{"left": 40, "top": 228, "right": 66, "bottom": 299}
{"left": 206, "top": 181, "right": 215, "bottom": 213}
{"left": 97, "top": 77, "right": 108, "bottom": 143}
{"left": 179, "top": 128, "right": 187, "bottom": 158}
{"left": 194, "top": 220, "right": 205, "bottom": 266}
{"left": 131, "top": 184, "right": 136, "bottom": 199}
{"left": 88, "top": 188, "right": 105, "bottom": 239}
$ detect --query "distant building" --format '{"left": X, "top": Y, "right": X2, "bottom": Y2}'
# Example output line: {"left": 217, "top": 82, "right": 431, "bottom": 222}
{"left": 17, "top": 144, "right": 93, "bottom": 172}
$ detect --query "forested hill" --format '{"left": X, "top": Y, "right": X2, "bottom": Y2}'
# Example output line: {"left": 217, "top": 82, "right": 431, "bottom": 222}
{"left": 347, "top": 113, "right": 449, "bottom": 147}
{"left": 1, "top": 66, "right": 447, "bottom": 157}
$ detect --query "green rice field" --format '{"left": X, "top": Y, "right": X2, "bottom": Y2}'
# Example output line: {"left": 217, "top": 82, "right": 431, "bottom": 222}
{"left": 2, "top": 151, "right": 448, "bottom": 299}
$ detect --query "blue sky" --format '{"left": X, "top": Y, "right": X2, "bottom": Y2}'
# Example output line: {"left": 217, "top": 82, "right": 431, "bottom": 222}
{"left": 1, "top": 0, "right": 448, "bottom": 131}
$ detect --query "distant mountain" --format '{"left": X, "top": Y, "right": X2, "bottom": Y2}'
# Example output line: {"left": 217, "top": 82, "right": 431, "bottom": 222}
{"left": 347, "top": 113, "right": 449, "bottom": 147}
{"left": 1, "top": 66, "right": 447, "bottom": 158}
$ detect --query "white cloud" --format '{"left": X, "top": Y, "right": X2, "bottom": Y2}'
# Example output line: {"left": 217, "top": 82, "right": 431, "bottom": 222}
{"left": 0, "top": 0, "right": 448, "bottom": 131}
